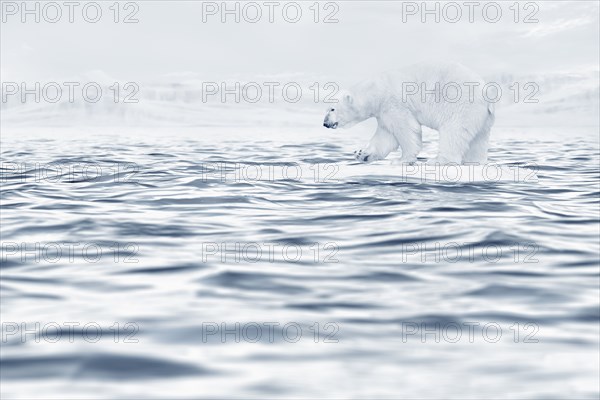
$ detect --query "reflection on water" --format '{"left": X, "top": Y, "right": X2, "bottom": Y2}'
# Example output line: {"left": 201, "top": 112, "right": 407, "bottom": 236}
{"left": 1, "top": 133, "right": 599, "bottom": 399}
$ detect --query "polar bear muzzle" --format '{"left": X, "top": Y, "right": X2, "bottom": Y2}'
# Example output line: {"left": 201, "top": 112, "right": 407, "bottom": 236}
{"left": 323, "top": 109, "right": 338, "bottom": 129}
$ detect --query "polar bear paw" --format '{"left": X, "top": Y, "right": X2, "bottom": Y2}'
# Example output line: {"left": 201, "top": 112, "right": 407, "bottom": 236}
{"left": 354, "top": 149, "right": 380, "bottom": 163}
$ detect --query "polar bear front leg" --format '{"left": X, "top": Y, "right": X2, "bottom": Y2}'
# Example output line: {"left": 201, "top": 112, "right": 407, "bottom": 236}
{"left": 380, "top": 109, "right": 422, "bottom": 164}
{"left": 354, "top": 126, "right": 398, "bottom": 163}
{"left": 393, "top": 128, "right": 422, "bottom": 164}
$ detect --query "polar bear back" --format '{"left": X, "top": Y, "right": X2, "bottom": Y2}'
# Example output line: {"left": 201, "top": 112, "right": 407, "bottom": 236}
{"left": 365, "top": 62, "right": 492, "bottom": 130}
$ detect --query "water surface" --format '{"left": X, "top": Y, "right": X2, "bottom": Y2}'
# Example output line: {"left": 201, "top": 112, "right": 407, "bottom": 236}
{"left": 1, "top": 133, "right": 599, "bottom": 399}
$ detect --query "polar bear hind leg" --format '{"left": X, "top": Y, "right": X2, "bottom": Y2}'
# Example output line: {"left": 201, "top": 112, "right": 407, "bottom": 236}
{"left": 463, "top": 108, "right": 494, "bottom": 164}
{"left": 463, "top": 126, "right": 491, "bottom": 164}
{"left": 434, "top": 122, "right": 478, "bottom": 164}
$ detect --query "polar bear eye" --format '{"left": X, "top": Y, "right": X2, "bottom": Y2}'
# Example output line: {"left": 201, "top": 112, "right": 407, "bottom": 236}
{"left": 330, "top": 108, "right": 335, "bottom": 112}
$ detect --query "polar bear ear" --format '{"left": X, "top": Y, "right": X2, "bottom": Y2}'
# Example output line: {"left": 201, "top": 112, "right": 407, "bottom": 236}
{"left": 344, "top": 93, "right": 353, "bottom": 105}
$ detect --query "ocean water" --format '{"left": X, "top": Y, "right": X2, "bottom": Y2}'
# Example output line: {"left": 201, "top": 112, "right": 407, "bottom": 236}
{"left": 1, "top": 131, "right": 599, "bottom": 399}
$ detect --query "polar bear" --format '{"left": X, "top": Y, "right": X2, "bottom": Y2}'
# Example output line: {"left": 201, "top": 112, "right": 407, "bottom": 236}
{"left": 323, "top": 62, "right": 495, "bottom": 164}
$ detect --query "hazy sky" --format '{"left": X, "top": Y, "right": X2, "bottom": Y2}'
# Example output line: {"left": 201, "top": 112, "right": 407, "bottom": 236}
{"left": 1, "top": 1, "right": 599, "bottom": 82}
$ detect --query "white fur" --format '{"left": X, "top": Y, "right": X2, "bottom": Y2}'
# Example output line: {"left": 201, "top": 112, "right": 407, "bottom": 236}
{"left": 323, "top": 62, "right": 495, "bottom": 164}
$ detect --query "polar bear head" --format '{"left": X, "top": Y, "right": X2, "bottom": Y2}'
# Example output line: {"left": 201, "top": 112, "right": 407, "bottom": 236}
{"left": 323, "top": 91, "right": 365, "bottom": 130}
